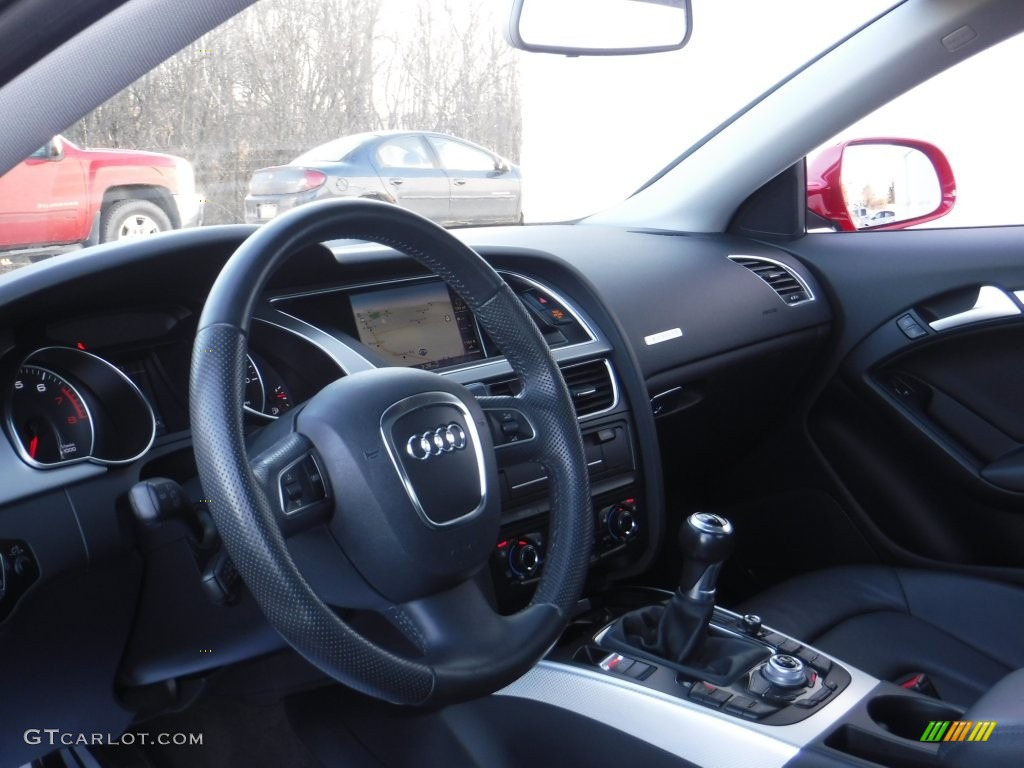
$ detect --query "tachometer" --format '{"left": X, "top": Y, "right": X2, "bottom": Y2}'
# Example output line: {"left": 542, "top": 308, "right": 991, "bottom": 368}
{"left": 243, "top": 355, "right": 266, "bottom": 414}
{"left": 9, "top": 365, "right": 95, "bottom": 465}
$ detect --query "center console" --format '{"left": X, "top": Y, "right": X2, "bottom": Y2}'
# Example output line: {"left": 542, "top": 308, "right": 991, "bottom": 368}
{"left": 496, "top": 513, "right": 975, "bottom": 768}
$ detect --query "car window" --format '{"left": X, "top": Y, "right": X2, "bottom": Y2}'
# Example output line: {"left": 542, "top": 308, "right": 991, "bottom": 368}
{"left": 376, "top": 136, "right": 435, "bottom": 170}
{"left": 427, "top": 137, "right": 496, "bottom": 172}
{"left": 0, "top": 0, "right": 898, "bottom": 272}
{"left": 293, "top": 134, "right": 369, "bottom": 164}
{"left": 813, "top": 28, "right": 1024, "bottom": 230}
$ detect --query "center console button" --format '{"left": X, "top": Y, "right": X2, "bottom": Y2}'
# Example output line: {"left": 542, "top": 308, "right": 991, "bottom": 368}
{"left": 624, "top": 661, "right": 654, "bottom": 680}
{"left": 689, "top": 683, "right": 730, "bottom": 708}
{"left": 796, "top": 648, "right": 833, "bottom": 675}
{"left": 762, "top": 632, "right": 801, "bottom": 654}
{"left": 743, "top": 700, "right": 779, "bottom": 720}
{"left": 724, "top": 694, "right": 754, "bottom": 716}
{"left": 794, "top": 685, "right": 832, "bottom": 708}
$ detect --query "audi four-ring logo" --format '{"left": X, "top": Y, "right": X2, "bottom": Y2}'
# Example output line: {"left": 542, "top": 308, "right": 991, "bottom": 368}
{"left": 406, "top": 422, "right": 468, "bottom": 460}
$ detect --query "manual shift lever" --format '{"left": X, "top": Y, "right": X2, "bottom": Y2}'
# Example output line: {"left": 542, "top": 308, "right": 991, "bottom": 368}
{"left": 678, "top": 512, "right": 734, "bottom": 601}
{"left": 603, "top": 512, "right": 768, "bottom": 683}
{"left": 653, "top": 513, "right": 735, "bottom": 661}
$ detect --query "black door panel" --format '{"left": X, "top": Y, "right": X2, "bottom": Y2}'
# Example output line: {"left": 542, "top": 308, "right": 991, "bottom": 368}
{"left": 786, "top": 228, "right": 1024, "bottom": 361}
{"left": 778, "top": 227, "right": 1024, "bottom": 573}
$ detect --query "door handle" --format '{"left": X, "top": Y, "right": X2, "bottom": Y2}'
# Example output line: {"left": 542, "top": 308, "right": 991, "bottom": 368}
{"left": 388, "top": 177, "right": 404, "bottom": 186}
{"left": 453, "top": 178, "right": 467, "bottom": 185}
{"left": 928, "top": 286, "right": 1020, "bottom": 331}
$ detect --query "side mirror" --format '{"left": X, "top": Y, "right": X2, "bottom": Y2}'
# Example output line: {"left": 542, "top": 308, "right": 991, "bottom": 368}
{"left": 494, "top": 158, "right": 511, "bottom": 174}
{"left": 807, "top": 138, "right": 956, "bottom": 231}
{"left": 28, "top": 137, "right": 64, "bottom": 162}
{"left": 506, "top": 0, "right": 692, "bottom": 56}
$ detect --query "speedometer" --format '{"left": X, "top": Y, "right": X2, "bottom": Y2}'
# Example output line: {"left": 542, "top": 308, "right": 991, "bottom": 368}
{"left": 9, "top": 365, "right": 95, "bottom": 465}
{"left": 243, "top": 353, "right": 293, "bottom": 419}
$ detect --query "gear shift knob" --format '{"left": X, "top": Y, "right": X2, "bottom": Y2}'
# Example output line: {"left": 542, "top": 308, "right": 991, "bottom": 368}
{"left": 678, "top": 512, "right": 734, "bottom": 601}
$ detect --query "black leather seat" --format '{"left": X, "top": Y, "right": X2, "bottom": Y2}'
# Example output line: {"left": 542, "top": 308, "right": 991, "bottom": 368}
{"left": 737, "top": 565, "right": 1024, "bottom": 707}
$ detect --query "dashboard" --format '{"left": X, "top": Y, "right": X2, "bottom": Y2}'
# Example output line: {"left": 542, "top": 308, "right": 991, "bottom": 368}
{"left": 0, "top": 221, "right": 831, "bottom": 758}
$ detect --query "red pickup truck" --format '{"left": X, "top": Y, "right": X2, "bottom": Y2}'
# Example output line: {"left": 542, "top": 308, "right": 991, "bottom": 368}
{"left": 0, "top": 136, "right": 201, "bottom": 251}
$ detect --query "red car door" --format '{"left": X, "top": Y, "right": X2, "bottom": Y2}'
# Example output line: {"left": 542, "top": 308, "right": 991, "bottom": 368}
{"left": 0, "top": 138, "right": 88, "bottom": 249}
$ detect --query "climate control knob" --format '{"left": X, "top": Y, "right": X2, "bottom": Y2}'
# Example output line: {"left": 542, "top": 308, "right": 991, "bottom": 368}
{"left": 605, "top": 501, "right": 639, "bottom": 542}
{"left": 509, "top": 540, "right": 542, "bottom": 579}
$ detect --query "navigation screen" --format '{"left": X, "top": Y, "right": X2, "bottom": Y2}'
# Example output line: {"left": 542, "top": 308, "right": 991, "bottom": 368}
{"left": 350, "top": 280, "right": 484, "bottom": 369}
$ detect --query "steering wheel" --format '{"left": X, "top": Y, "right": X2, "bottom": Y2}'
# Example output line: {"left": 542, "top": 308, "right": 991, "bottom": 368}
{"left": 189, "top": 198, "right": 592, "bottom": 705}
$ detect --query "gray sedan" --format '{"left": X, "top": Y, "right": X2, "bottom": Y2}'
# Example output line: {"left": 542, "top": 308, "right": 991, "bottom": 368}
{"left": 244, "top": 131, "right": 522, "bottom": 227}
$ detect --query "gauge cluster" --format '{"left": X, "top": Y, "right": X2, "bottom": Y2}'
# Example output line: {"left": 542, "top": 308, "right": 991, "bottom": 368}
{"left": 7, "top": 347, "right": 156, "bottom": 468}
{"left": 244, "top": 352, "right": 294, "bottom": 419}
{"left": 1, "top": 272, "right": 594, "bottom": 470}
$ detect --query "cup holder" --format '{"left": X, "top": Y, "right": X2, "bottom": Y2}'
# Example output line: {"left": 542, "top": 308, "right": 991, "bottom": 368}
{"left": 868, "top": 695, "right": 964, "bottom": 741}
{"left": 825, "top": 693, "right": 966, "bottom": 768}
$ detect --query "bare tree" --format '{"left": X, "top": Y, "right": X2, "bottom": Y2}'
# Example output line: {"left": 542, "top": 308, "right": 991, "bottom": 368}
{"left": 66, "top": 0, "right": 520, "bottom": 226}
{"left": 382, "top": 0, "right": 521, "bottom": 160}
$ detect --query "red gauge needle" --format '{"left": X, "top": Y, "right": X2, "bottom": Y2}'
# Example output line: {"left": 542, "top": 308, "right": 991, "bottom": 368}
{"left": 28, "top": 434, "right": 39, "bottom": 458}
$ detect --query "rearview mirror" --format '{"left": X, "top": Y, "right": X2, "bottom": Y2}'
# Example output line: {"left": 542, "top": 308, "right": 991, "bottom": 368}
{"left": 506, "top": 0, "right": 692, "bottom": 56}
{"left": 807, "top": 138, "right": 956, "bottom": 232}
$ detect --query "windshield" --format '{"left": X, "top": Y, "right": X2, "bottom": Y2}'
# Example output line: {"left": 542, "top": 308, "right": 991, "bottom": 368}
{"left": 0, "top": 0, "right": 896, "bottom": 271}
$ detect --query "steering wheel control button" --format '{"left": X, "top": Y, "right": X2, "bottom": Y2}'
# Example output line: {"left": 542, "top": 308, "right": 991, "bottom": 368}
{"left": 383, "top": 395, "right": 487, "bottom": 528}
{"left": 762, "top": 654, "right": 809, "bottom": 688}
{"left": 485, "top": 408, "right": 535, "bottom": 447}
{"left": 277, "top": 454, "right": 329, "bottom": 516}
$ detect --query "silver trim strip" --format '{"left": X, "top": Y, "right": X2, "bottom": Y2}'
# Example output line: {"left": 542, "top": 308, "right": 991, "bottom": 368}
{"left": 498, "top": 653, "right": 878, "bottom": 768}
{"left": 379, "top": 391, "right": 488, "bottom": 528}
{"left": 252, "top": 306, "right": 377, "bottom": 374}
{"left": 929, "top": 285, "right": 1020, "bottom": 331}
{"left": 728, "top": 254, "right": 815, "bottom": 306}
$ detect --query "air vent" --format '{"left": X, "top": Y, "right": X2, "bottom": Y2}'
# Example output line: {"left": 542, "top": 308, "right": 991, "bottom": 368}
{"left": 487, "top": 359, "right": 617, "bottom": 420}
{"left": 563, "top": 360, "right": 616, "bottom": 418}
{"left": 729, "top": 255, "right": 814, "bottom": 305}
